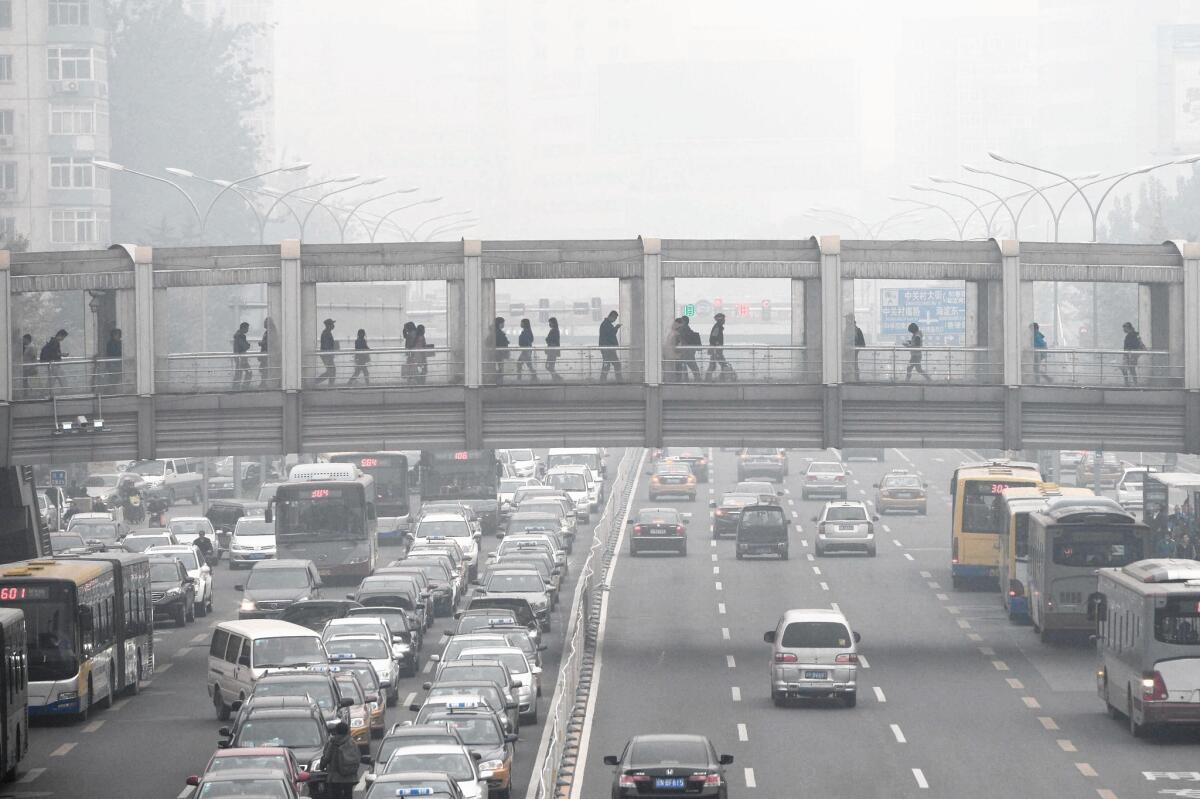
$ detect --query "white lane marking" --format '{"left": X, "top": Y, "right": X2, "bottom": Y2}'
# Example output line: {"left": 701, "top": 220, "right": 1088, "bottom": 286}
{"left": 853, "top": 479, "right": 860, "bottom": 485}
{"left": 859, "top": 655, "right": 870, "bottom": 669}
{"left": 1006, "top": 678, "right": 1024, "bottom": 689}
{"left": 966, "top": 633, "right": 983, "bottom": 642}
{"left": 710, "top": 541, "right": 717, "bottom": 548}
{"left": 812, "top": 566, "right": 821, "bottom": 575}
{"left": 82, "top": 720, "right": 104, "bottom": 733}
{"left": 913, "top": 768, "right": 929, "bottom": 789}
{"left": 50, "top": 742, "right": 76, "bottom": 757}
{"left": 788, "top": 498, "right": 795, "bottom": 506}
{"left": 715, "top": 581, "right": 723, "bottom": 591}
{"left": 830, "top": 602, "right": 840, "bottom": 612}
{"left": 895, "top": 449, "right": 913, "bottom": 464}
{"left": 731, "top": 686, "right": 741, "bottom": 702}
{"left": 737, "top": 722, "right": 749, "bottom": 742}
{"left": 156, "top": 662, "right": 173, "bottom": 673}
{"left": 721, "top": 627, "right": 730, "bottom": 640}
{"left": 791, "top": 510, "right": 798, "bottom": 518}
{"left": 1075, "top": 763, "right": 1097, "bottom": 778}
{"left": 892, "top": 539, "right": 903, "bottom": 547}
{"left": 946, "top": 606, "right": 961, "bottom": 615}
{"left": 992, "top": 660, "right": 1009, "bottom": 671}
{"left": 178, "top": 788, "right": 193, "bottom": 799}
{"left": 820, "top": 582, "right": 829, "bottom": 591}
{"left": 711, "top": 553, "right": 718, "bottom": 562}
{"left": 423, "top": 659, "right": 434, "bottom": 673}
{"left": 979, "top": 646, "right": 995, "bottom": 656}
{"left": 718, "top": 603, "right": 727, "bottom": 614}
{"left": 806, "top": 553, "right": 815, "bottom": 561}
{"left": 882, "top": 524, "right": 891, "bottom": 533}
{"left": 744, "top": 768, "right": 757, "bottom": 788}
{"left": 1039, "top": 717, "right": 1059, "bottom": 730}
{"left": 935, "top": 593, "right": 949, "bottom": 601}
{"left": 189, "top": 633, "right": 207, "bottom": 644}
{"left": 713, "top": 566, "right": 720, "bottom": 575}
{"left": 111, "top": 698, "right": 130, "bottom": 712}
{"left": 956, "top": 619, "right": 972, "bottom": 629}
{"left": 403, "top": 691, "right": 416, "bottom": 708}
{"left": 1057, "top": 739, "right": 1077, "bottom": 752}
{"left": 919, "top": 571, "right": 932, "bottom": 578}
{"left": 1023, "top": 697, "right": 1041, "bottom": 708}
{"left": 927, "top": 581, "right": 941, "bottom": 589}
{"left": 904, "top": 553, "right": 914, "bottom": 561}
{"left": 18, "top": 768, "right": 46, "bottom": 783}
{"left": 726, "top": 655, "right": 736, "bottom": 668}
{"left": 801, "top": 540, "right": 809, "bottom": 547}
{"left": 890, "top": 723, "right": 906, "bottom": 743}
{"left": 1097, "top": 791, "right": 1119, "bottom": 799}
{"left": 873, "top": 686, "right": 886, "bottom": 703}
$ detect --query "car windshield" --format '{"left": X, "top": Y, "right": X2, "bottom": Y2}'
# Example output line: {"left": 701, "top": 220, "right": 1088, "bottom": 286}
{"left": 49, "top": 533, "right": 85, "bottom": 551}
{"left": 326, "top": 637, "right": 389, "bottom": 659}
{"left": 207, "top": 754, "right": 290, "bottom": 774}
{"left": 127, "top": 460, "right": 166, "bottom": 478}
{"left": 630, "top": 739, "right": 709, "bottom": 765}
{"left": 441, "top": 663, "right": 508, "bottom": 684}
{"left": 252, "top": 636, "right": 325, "bottom": 668}
{"left": 378, "top": 736, "right": 458, "bottom": 764}
{"left": 384, "top": 751, "right": 474, "bottom": 780}
{"left": 198, "top": 779, "right": 290, "bottom": 799}
{"left": 547, "top": 473, "right": 585, "bottom": 491}
{"left": 246, "top": 568, "right": 308, "bottom": 591}
{"left": 236, "top": 520, "right": 274, "bottom": 536}
{"left": 71, "top": 522, "right": 118, "bottom": 541}
{"left": 149, "top": 562, "right": 180, "bottom": 582}
{"left": 746, "top": 448, "right": 776, "bottom": 456}
{"left": 883, "top": 476, "right": 922, "bottom": 488}
{"left": 349, "top": 608, "right": 410, "bottom": 632}
{"left": 255, "top": 679, "right": 336, "bottom": 709}
{"left": 458, "top": 616, "right": 517, "bottom": 634}
{"left": 507, "top": 517, "right": 556, "bottom": 533}
{"left": 547, "top": 453, "right": 598, "bottom": 469}
{"left": 126, "top": 536, "right": 171, "bottom": 553}
{"left": 461, "top": 650, "right": 528, "bottom": 673}
{"left": 499, "top": 479, "right": 527, "bottom": 493}
{"left": 169, "top": 520, "right": 211, "bottom": 536}
{"left": 655, "top": 464, "right": 690, "bottom": 476}
{"left": 430, "top": 717, "right": 501, "bottom": 746}
{"left": 335, "top": 676, "right": 364, "bottom": 703}
{"left": 740, "top": 509, "right": 783, "bottom": 528}
{"left": 808, "top": 463, "right": 843, "bottom": 474}
{"left": 258, "top": 484, "right": 279, "bottom": 502}
{"left": 417, "top": 520, "right": 471, "bottom": 538}
{"left": 164, "top": 550, "right": 201, "bottom": 570}
{"left": 508, "top": 449, "right": 535, "bottom": 461}
{"left": 826, "top": 507, "right": 868, "bottom": 522}
{"left": 720, "top": 496, "right": 755, "bottom": 508}
{"left": 636, "top": 510, "right": 679, "bottom": 524}
{"left": 235, "top": 718, "right": 323, "bottom": 748}
{"left": 429, "top": 687, "right": 499, "bottom": 710}
{"left": 340, "top": 664, "right": 379, "bottom": 690}
{"left": 781, "top": 621, "right": 852, "bottom": 648}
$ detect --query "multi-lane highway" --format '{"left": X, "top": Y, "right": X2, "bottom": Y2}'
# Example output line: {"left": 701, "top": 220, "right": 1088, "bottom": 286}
{"left": 578, "top": 448, "right": 1200, "bottom": 799}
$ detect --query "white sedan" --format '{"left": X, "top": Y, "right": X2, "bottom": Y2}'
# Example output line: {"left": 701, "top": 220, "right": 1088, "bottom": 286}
{"left": 146, "top": 544, "right": 214, "bottom": 616}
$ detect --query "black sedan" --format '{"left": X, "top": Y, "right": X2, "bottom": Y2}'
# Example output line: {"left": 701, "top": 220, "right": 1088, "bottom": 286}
{"left": 627, "top": 507, "right": 691, "bottom": 556}
{"left": 709, "top": 492, "right": 759, "bottom": 538}
{"left": 605, "top": 734, "right": 733, "bottom": 798}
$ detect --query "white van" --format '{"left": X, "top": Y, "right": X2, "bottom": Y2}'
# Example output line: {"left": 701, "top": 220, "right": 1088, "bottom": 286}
{"left": 206, "top": 619, "right": 328, "bottom": 720}
{"left": 544, "top": 466, "right": 596, "bottom": 519}
{"left": 546, "top": 449, "right": 605, "bottom": 488}
{"left": 1094, "top": 559, "right": 1200, "bottom": 736}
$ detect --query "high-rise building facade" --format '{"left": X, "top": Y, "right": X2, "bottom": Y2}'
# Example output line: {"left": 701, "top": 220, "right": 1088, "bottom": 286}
{"left": 0, "top": 0, "right": 112, "bottom": 251}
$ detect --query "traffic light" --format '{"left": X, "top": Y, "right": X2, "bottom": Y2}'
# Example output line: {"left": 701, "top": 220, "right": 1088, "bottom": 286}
{"left": 761, "top": 299, "right": 771, "bottom": 321}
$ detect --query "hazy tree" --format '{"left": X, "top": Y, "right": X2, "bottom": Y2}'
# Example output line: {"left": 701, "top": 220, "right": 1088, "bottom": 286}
{"left": 106, "top": 0, "right": 262, "bottom": 245}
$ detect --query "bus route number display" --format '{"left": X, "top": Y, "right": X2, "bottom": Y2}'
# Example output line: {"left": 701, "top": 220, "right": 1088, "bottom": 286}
{"left": 0, "top": 585, "right": 50, "bottom": 600}
{"left": 991, "top": 483, "right": 1012, "bottom": 495}
{"left": 360, "top": 458, "right": 379, "bottom": 468}
{"left": 311, "top": 489, "right": 332, "bottom": 499}
{"left": 453, "top": 451, "right": 471, "bottom": 461}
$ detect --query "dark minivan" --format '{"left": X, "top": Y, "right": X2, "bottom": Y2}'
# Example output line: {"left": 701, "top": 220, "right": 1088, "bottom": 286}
{"left": 735, "top": 504, "right": 790, "bottom": 560}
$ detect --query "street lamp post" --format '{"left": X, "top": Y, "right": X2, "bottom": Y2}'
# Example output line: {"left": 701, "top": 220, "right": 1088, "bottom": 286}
{"left": 93, "top": 160, "right": 202, "bottom": 226}
{"left": 423, "top": 219, "right": 479, "bottom": 240}
{"left": 366, "top": 197, "right": 445, "bottom": 243}
{"left": 888, "top": 196, "right": 965, "bottom": 239}
{"left": 165, "top": 167, "right": 267, "bottom": 235}
{"left": 183, "top": 161, "right": 310, "bottom": 238}
{"left": 909, "top": 184, "right": 991, "bottom": 237}
{"left": 257, "top": 175, "right": 359, "bottom": 243}
{"left": 337, "top": 188, "right": 423, "bottom": 243}
{"left": 1056, "top": 155, "right": 1200, "bottom": 241}
{"left": 299, "top": 177, "right": 391, "bottom": 241}
{"left": 408, "top": 211, "right": 474, "bottom": 242}
{"left": 929, "top": 176, "right": 1018, "bottom": 238}
{"left": 988, "top": 152, "right": 1106, "bottom": 242}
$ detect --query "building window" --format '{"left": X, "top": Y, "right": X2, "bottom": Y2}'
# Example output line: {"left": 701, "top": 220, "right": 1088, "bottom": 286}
{"left": 0, "top": 55, "right": 11, "bottom": 82}
{"left": 50, "top": 156, "right": 97, "bottom": 189}
{"left": 0, "top": 162, "right": 16, "bottom": 192}
{"left": 0, "top": 2, "right": 11, "bottom": 30}
{"left": 49, "top": 1, "right": 90, "bottom": 26}
{"left": 0, "top": 218, "right": 14, "bottom": 239}
{"left": 47, "top": 48, "right": 93, "bottom": 81}
{"left": 49, "top": 104, "right": 95, "bottom": 135}
{"left": 50, "top": 209, "right": 98, "bottom": 244}
{"left": 0, "top": 110, "right": 12, "bottom": 136}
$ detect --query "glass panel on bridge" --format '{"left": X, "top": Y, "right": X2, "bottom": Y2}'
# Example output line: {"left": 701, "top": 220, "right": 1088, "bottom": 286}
{"left": 157, "top": 283, "right": 275, "bottom": 394}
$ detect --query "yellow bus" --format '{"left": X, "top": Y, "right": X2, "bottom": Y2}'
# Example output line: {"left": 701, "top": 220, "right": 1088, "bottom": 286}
{"left": 949, "top": 460, "right": 1042, "bottom": 588}
{"left": 0, "top": 555, "right": 152, "bottom": 721}
{"left": 998, "top": 484, "right": 1093, "bottom": 621}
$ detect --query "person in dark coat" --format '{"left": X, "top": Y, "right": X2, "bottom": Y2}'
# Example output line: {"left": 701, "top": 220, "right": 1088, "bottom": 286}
{"left": 402, "top": 321, "right": 418, "bottom": 383}
{"left": 1120, "top": 321, "right": 1145, "bottom": 386}
{"left": 258, "top": 318, "right": 274, "bottom": 387}
{"left": 349, "top": 328, "right": 371, "bottom": 385}
{"left": 545, "top": 317, "right": 563, "bottom": 381}
{"left": 315, "top": 318, "right": 338, "bottom": 385}
{"left": 599, "top": 310, "right": 622, "bottom": 382}
{"left": 322, "top": 720, "right": 361, "bottom": 798}
{"left": 904, "top": 322, "right": 930, "bottom": 382}
{"left": 678, "top": 315, "right": 702, "bottom": 382}
{"left": 516, "top": 318, "right": 537, "bottom": 381}
{"left": 232, "top": 322, "right": 251, "bottom": 390}
{"left": 706, "top": 313, "right": 732, "bottom": 381}
{"left": 414, "top": 324, "right": 430, "bottom": 384}
{"left": 102, "top": 328, "right": 123, "bottom": 389}
{"left": 39, "top": 329, "right": 69, "bottom": 390}
{"left": 494, "top": 317, "right": 510, "bottom": 384}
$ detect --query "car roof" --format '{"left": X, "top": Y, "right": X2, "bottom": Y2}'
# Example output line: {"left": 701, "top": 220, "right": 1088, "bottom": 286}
{"left": 170, "top": 516, "right": 210, "bottom": 522}
{"left": 250, "top": 559, "right": 312, "bottom": 570}
{"left": 629, "top": 733, "right": 710, "bottom": 744}
{"left": 824, "top": 501, "right": 868, "bottom": 508}
{"left": 211, "top": 746, "right": 293, "bottom": 757}
{"left": 370, "top": 770, "right": 458, "bottom": 783}
{"left": 201, "top": 769, "right": 293, "bottom": 782}
{"left": 419, "top": 513, "right": 470, "bottom": 522}
{"left": 387, "top": 743, "right": 471, "bottom": 756}
{"left": 126, "top": 532, "right": 170, "bottom": 539}
{"left": 807, "top": 461, "right": 844, "bottom": 469}
{"left": 146, "top": 545, "right": 194, "bottom": 553}
{"left": 239, "top": 706, "right": 322, "bottom": 720}
{"left": 780, "top": 607, "right": 850, "bottom": 624}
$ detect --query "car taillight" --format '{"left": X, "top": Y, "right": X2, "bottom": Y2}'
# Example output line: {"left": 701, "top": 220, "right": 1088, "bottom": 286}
{"left": 690, "top": 773, "right": 723, "bottom": 785}
{"left": 774, "top": 653, "right": 798, "bottom": 663}
{"left": 835, "top": 653, "right": 859, "bottom": 664}
{"left": 952, "top": 537, "right": 959, "bottom": 564}
{"left": 633, "top": 525, "right": 645, "bottom": 535}
{"left": 715, "top": 509, "right": 726, "bottom": 517}
{"left": 807, "top": 475, "right": 816, "bottom": 481}
{"left": 698, "top": 458, "right": 708, "bottom": 465}
{"left": 650, "top": 476, "right": 661, "bottom": 484}
{"left": 1008, "top": 579, "right": 1025, "bottom": 598}
{"left": 1142, "top": 671, "right": 1168, "bottom": 701}
{"left": 676, "top": 525, "right": 686, "bottom": 534}
{"left": 834, "top": 474, "right": 845, "bottom": 482}
{"left": 619, "top": 774, "right": 649, "bottom": 787}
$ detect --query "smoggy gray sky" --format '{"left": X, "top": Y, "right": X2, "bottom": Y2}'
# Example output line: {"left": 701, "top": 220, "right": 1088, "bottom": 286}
{"left": 274, "top": 0, "right": 1191, "bottom": 242}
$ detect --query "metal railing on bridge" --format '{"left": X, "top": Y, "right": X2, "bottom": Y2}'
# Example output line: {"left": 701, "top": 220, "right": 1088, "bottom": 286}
{"left": 14, "top": 357, "right": 134, "bottom": 399}
{"left": 1021, "top": 348, "right": 1182, "bottom": 388}
{"left": 484, "top": 346, "right": 642, "bottom": 385}
{"left": 846, "top": 346, "right": 1000, "bottom": 385}
{"left": 302, "top": 346, "right": 459, "bottom": 388}
{"left": 156, "top": 353, "right": 282, "bottom": 393}
{"left": 667, "top": 344, "right": 815, "bottom": 383}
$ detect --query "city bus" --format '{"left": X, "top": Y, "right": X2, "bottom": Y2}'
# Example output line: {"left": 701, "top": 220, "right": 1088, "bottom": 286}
{"left": 1027, "top": 496, "right": 1150, "bottom": 642}
{"left": 949, "top": 460, "right": 1042, "bottom": 588}
{"left": 0, "top": 555, "right": 153, "bottom": 720}
{"left": 998, "top": 484, "right": 1094, "bottom": 622}
{"left": 271, "top": 466, "right": 377, "bottom": 581}
{"left": 1142, "top": 472, "right": 1200, "bottom": 553}
{"left": 71, "top": 551, "right": 154, "bottom": 695}
{"left": 420, "top": 450, "right": 499, "bottom": 535}
{"left": 0, "top": 608, "right": 27, "bottom": 780}
{"left": 321, "top": 452, "right": 412, "bottom": 544}
{"left": 1093, "top": 559, "right": 1200, "bottom": 737}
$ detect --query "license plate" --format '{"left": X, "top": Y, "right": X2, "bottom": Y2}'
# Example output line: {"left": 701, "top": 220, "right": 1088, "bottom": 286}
{"left": 248, "top": 553, "right": 266, "bottom": 559}
{"left": 654, "top": 778, "right": 686, "bottom": 789}
{"left": 805, "top": 670, "right": 828, "bottom": 680}
{"left": 837, "top": 525, "right": 855, "bottom": 532}
{"left": 650, "top": 528, "right": 667, "bottom": 535}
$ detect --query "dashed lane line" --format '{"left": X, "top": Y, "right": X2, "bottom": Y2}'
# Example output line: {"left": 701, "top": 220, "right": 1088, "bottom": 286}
{"left": 1023, "top": 697, "right": 1041, "bottom": 709}
{"left": 812, "top": 566, "right": 821, "bottom": 575}
{"left": 806, "top": 553, "right": 815, "bottom": 561}
{"left": 423, "top": 660, "right": 434, "bottom": 673}
{"left": 403, "top": 692, "right": 416, "bottom": 708}
{"left": 18, "top": 768, "right": 46, "bottom": 783}
{"left": 935, "top": 594, "right": 949, "bottom": 601}
{"left": 873, "top": 686, "right": 886, "bottom": 703}
{"left": 713, "top": 566, "right": 720, "bottom": 575}
{"left": 189, "top": 633, "right": 208, "bottom": 644}
{"left": 819, "top": 582, "right": 829, "bottom": 591}
{"left": 904, "top": 553, "right": 914, "bottom": 561}
{"left": 830, "top": 602, "right": 840, "bottom": 612}
{"left": 737, "top": 723, "right": 749, "bottom": 742}
{"left": 710, "top": 541, "right": 717, "bottom": 548}
{"left": 978, "top": 646, "right": 995, "bottom": 656}
{"left": 1057, "top": 740, "right": 1077, "bottom": 753}
{"left": 744, "top": 768, "right": 757, "bottom": 788}
{"left": 1039, "top": 717, "right": 1059, "bottom": 730}
{"left": 711, "top": 553, "right": 718, "bottom": 562}
{"left": 927, "top": 581, "right": 941, "bottom": 589}
{"left": 718, "top": 603, "right": 727, "bottom": 614}
{"left": 992, "top": 660, "right": 1009, "bottom": 671}
{"left": 1096, "top": 791, "right": 1119, "bottom": 799}
{"left": 966, "top": 633, "right": 983, "bottom": 642}
{"left": 858, "top": 655, "right": 870, "bottom": 669}
{"left": 946, "top": 607, "right": 961, "bottom": 615}
{"left": 178, "top": 788, "right": 193, "bottom": 799}
{"left": 801, "top": 540, "right": 809, "bottom": 547}
{"left": 913, "top": 768, "right": 929, "bottom": 789}
{"left": 1006, "top": 678, "right": 1024, "bottom": 690}
{"left": 82, "top": 720, "right": 104, "bottom": 733}
{"left": 731, "top": 686, "right": 741, "bottom": 702}
{"left": 722, "top": 627, "right": 730, "bottom": 640}
{"left": 1075, "top": 763, "right": 1097, "bottom": 778}
{"left": 715, "top": 582, "right": 723, "bottom": 591}
{"left": 892, "top": 539, "right": 903, "bottom": 547}
{"left": 919, "top": 571, "right": 932, "bottom": 578}
{"left": 50, "top": 743, "right": 76, "bottom": 757}
{"left": 156, "top": 662, "right": 172, "bottom": 673}
{"left": 956, "top": 619, "right": 972, "bottom": 629}
{"left": 890, "top": 724, "right": 907, "bottom": 743}
{"left": 882, "top": 524, "right": 891, "bottom": 533}
{"left": 726, "top": 655, "right": 736, "bottom": 669}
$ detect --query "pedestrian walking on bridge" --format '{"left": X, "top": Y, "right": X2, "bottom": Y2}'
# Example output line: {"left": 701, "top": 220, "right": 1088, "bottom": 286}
{"left": 516, "top": 318, "right": 537, "bottom": 381}
{"left": 1120, "top": 321, "right": 1146, "bottom": 386}
{"left": 232, "top": 323, "right": 251, "bottom": 390}
{"left": 599, "top": 310, "right": 622, "bottom": 382}
{"left": 494, "top": 317, "right": 510, "bottom": 384}
{"left": 315, "top": 318, "right": 338, "bottom": 385}
{"left": 349, "top": 328, "right": 371, "bottom": 385}
{"left": 545, "top": 317, "right": 563, "bottom": 381}
{"left": 904, "top": 322, "right": 930, "bottom": 382}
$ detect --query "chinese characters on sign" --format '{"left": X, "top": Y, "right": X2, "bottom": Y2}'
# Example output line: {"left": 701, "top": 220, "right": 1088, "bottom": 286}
{"left": 879, "top": 287, "right": 967, "bottom": 346}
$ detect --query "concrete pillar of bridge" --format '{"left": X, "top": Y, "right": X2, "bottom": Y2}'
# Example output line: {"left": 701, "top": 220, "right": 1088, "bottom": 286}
{"left": 461, "top": 239, "right": 484, "bottom": 388}
{"left": 818, "top": 235, "right": 842, "bottom": 385}
{"left": 1138, "top": 282, "right": 1176, "bottom": 387}
{"left": 446, "top": 279, "right": 464, "bottom": 383}
{"left": 640, "top": 237, "right": 663, "bottom": 386}
{"left": 280, "top": 240, "right": 303, "bottom": 393}
{"left": 619, "top": 276, "right": 643, "bottom": 380}
{"left": 790, "top": 279, "right": 808, "bottom": 379}
{"left": 298, "top": 249, "right": 317, "bottom": 391}
{"left": 132, "top": 246, "right": 155, "bottom": 396}
{"left": 1181, "top": 242, "right": 1200, "bottom": 393}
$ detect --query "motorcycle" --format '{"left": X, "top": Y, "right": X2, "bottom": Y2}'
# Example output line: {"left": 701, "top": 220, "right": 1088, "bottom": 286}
{"left": 122, "top": 492, "right": 145, "bottom": 526}
{"left": 145, "top": 495, "right": 170, "bottom": 528}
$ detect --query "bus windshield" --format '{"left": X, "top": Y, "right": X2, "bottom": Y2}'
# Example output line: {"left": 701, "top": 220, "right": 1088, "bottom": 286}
{"left": 1051, "top": 532, "right": 1142, "bottom": 568}
{"left": 963, "top": 481, "right": 1030, "bottom": 534}
{"left": 276, "top": 487, "right": 364, "bottom": 539}
{"left": 329, "top": 454, "right": 408, "bottom": 515}
{"left": 420, "top": 451, "right": 497, "bottom": 501}
{"left": 0, "top": 581, "right": 78, "bottom": 682}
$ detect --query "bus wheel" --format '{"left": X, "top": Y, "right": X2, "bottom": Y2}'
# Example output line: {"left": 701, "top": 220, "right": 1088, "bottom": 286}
{"left": 129, "top": 655, "right": 141, "bottom": 696}
{"left": 97, "top": 671, "right": 115, "bottom": 710}
{"left": 75, "top": 680, "right": 91, "bottom": 723}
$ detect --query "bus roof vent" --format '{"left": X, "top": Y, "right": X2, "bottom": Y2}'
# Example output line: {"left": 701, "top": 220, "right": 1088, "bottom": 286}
{"left": 288, "top": 463, "right": 359, "bottom": 482}
{"left": 1122, "top": 559, "right": 1200, "bottom": 583}
{"left": 1044, "top": 496, "right": 1132, "bottom": 523}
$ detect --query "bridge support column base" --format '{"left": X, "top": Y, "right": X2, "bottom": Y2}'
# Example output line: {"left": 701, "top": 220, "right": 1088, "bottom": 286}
{"left": 645, "top": 385, "right": 661, "bottom": 447}
{"left": 137, "top": 395, "right": 155, "bottom": 459}
{"left": 465, "top": 388, "right": 482, "bottom": 449}
{"left": 822, "top": 385, "right": 841, "bottom": 450}
{"left": 283, "top": 391, "right": 301, "bottom": 454}
{"left": 1004, "top": 386, "right": 1022, "bottom": 452}
{"left": 1187, "top": 391, "right": 1200, "bottom": 455}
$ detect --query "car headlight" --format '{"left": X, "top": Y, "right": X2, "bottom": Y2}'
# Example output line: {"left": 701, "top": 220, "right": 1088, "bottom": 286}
{"left": 308, "top": 756, "right": 321, "bottom": 771}
{"left": 165, "top": 587, "right": 181, "bottom": 597}
{"left": 478, "top": 759, "right": 504, "bottom": 772}
{"left": 350, "top": 717, "right": 366, "bottom": 728}
{"left": 239, "top": 598, "right": 257, "bottom": 611}
{"left": 370, "top": 701, "right": 380, "bottom": 711}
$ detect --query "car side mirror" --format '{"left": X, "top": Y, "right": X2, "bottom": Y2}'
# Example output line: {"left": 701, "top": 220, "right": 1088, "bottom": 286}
{"left": 872, "top": 515, "right": 880, "bottom": 522}
{"left": 763, "top": 630, "right": 776, "bottom": 644}
{"left": 853, "top": 631, "right": 862, "bottom": 643}
{"left": 367, "top": 694, "right": 379, "bottom": 704}
{"left": 422, "top": 681, "right": 433, "bottom": 690}
{"left": 504, "top": 732, "right": 519, "bottom": 743}
{"left": 346, "top": 593, "right": 355, "bottom": 600}
{"left": 234, "top": 584, "right": 244, "bottom": 592}
{"left": 810, "top": 516, "right": 818, "bottom": 523}
{"left": 186, "top": 776, "right": 201, "bottom": 787}
{"left": 218, "top": 727, "right": 231, "bottom": 737}
{"left": 338, "top": 697, "right": 355, "bottom": 709}
{"left": 409, "top": 702, "right": 420, "bottom": 711}
{"left": 359, "top": 755, "right": 374, "bottom": 766}
{"left": 719, "top": 754, "right": 735, "bottom": 765}
{"left": 872, "top": 483, "right": 879, "bottom": 488}
{"left": 532, "top": 666, "right": 542, "bottom": 675}
{"left": 230, "top": 700, "right": 243, "bottom": 712}
{"left": 429, "top": 654, "right": 440, "bottom": 662}
{"left": 603, "top": 755, "right": 620, "bottom": 766}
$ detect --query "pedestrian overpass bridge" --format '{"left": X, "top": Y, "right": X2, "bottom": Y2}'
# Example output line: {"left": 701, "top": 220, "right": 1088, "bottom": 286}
{"left": 2, "top": 236, "right": 1198, "bottom": 464}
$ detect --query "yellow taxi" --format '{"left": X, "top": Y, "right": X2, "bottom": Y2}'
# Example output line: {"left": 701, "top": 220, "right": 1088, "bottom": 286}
{"left": 873, "top": 470, "right": 927, "bottom": 514}
{"left": 333, "top": 673, "right": 373, "bottom": 752}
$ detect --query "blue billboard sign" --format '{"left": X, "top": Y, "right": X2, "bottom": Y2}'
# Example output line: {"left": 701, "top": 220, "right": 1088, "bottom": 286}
{"left": 879, "top": 287, "right": 966, "bottom": 346}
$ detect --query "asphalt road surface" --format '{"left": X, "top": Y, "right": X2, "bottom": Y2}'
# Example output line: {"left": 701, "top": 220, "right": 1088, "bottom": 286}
{"left": 576, "top": 447, "right": 1200, "bottom": 799}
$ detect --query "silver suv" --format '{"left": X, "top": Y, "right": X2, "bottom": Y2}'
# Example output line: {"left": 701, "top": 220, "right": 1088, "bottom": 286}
{"left": 813, "top": 501, "right": 877, "bottom": 557}
{"left": 764, "top": 608, "right": 861, "bottom": 708}
{"left": 802, "top": 461, "right": 848, "bottom": 501}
